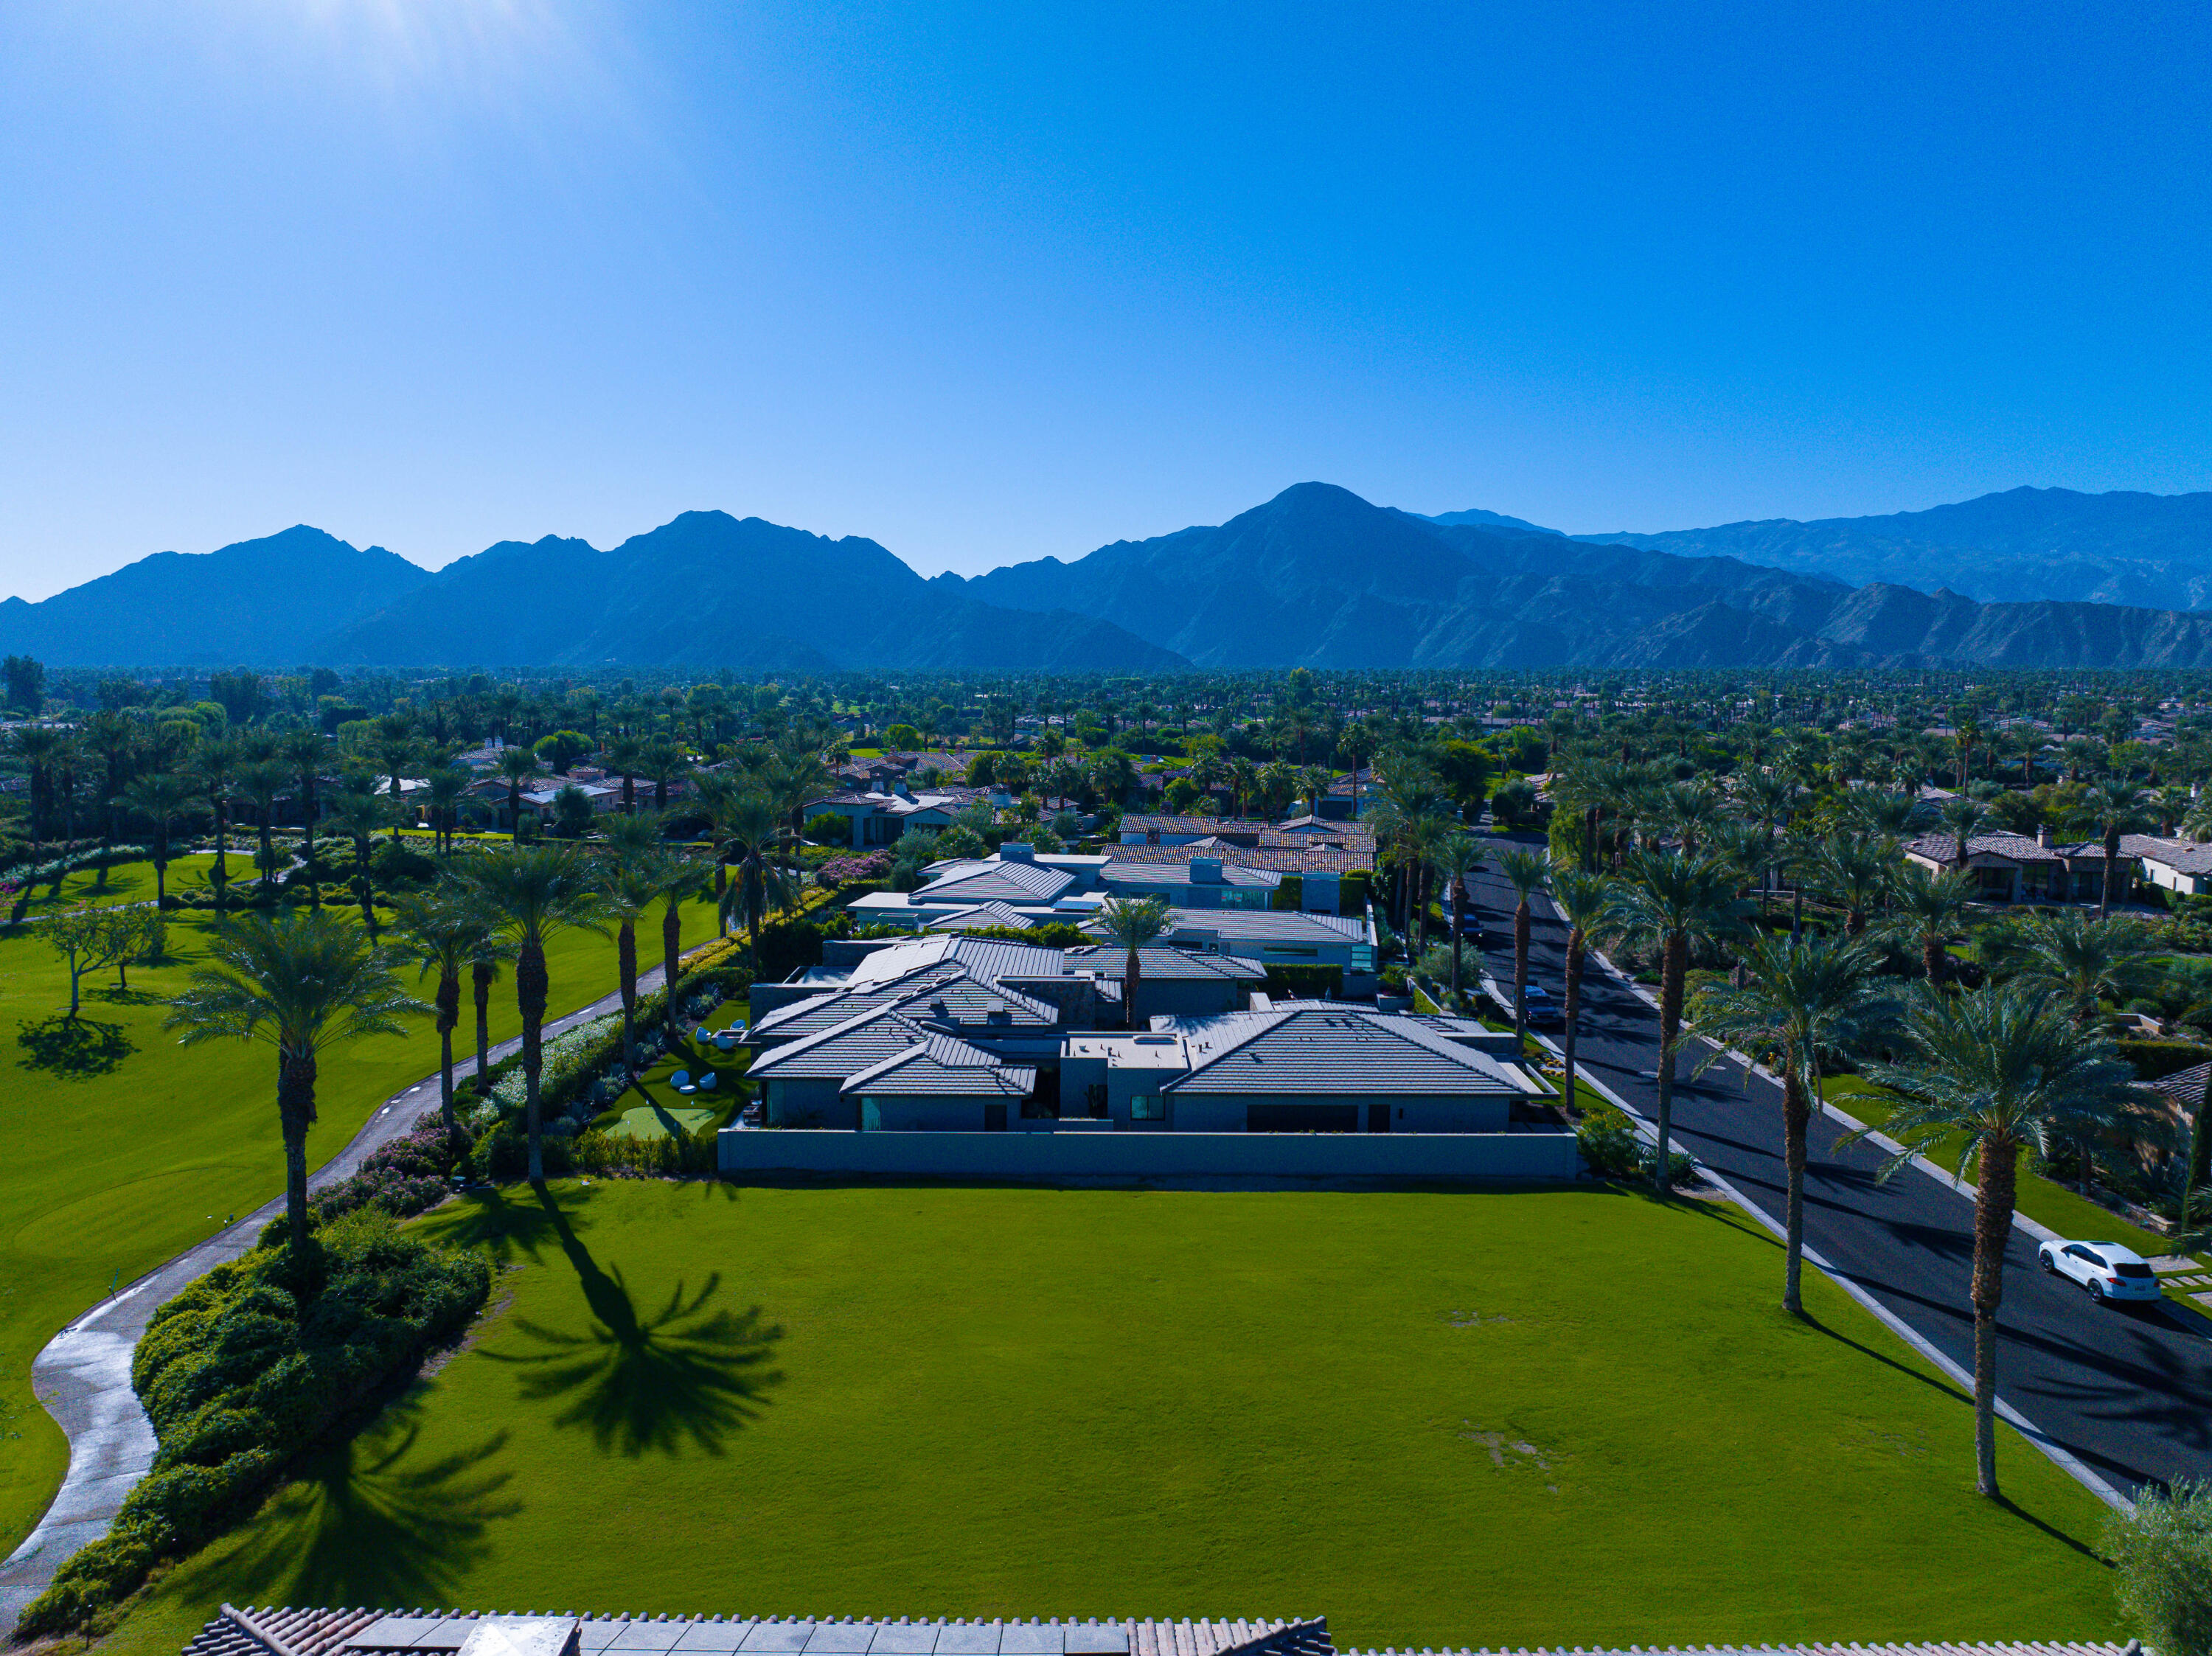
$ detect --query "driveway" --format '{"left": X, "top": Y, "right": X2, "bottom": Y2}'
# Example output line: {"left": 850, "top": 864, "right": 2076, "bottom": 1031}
{"left": 1463, "top": 848, "right": 2212, "bottom": 1503}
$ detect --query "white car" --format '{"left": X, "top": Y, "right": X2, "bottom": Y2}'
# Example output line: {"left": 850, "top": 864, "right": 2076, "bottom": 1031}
{"left": 2037, "top": 1239, "right": 2163, "bottom": 1305}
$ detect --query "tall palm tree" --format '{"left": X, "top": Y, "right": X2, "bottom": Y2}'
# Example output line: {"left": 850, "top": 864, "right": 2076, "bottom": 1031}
{"left": 459, "top": 846, "right": 607, "bottom": 1180}
{"left": 468, "top": 925, "right": 515, "bottom": 1088}
{"left": 1857, "top": 984, "right": 2135, "bottom": 1497}
{"left": 1935, "top": 793, "right": 1989, "bottom": 880}
{"left": 599, "top": 813, "right": 667, "bottom": 1075}
{"left": 1096, "top": 894, "right": 1172, "bottom": 1026}
{"left": 281, "top": 728, "right": 327, "bottom": 908}
{"left": 166, "top": 911, "right": 425, "bottom": 1253}
{"left": 324, "top": 789, "right": 388, "bottom": 938}
{"left": 606, "top": 734, "right": 646, "bottom": 814}
{"left": 1984, "top": 905, "right": 2152, "bottom": 1025}
{"left": 714, "top": 785, "right": 794, "bottom": 956}
{"left": 1804, "top": 833, "right": 1892, "bottom": 935}
{"left": 1430, "top": 832, "right": 1484, "bottom": 1004}
{"left": 117, "top": 770, "right": 200, "bottom": 906}
{"left": 1881, "top": 862, "right": 1976, "bottom": 984}
{"left": 237, "top": 756, "right": 291, "bottom": 894}
{"left": 2070, "top": 777, "right": 2153, "bottom": 918}
{"left": 390, "top": 890, "right": 494, "bottom": 1142}
{"left": 1689, "top": 933, "right": 1891, "bottom": 1314}
{"left": 1499, "top": 849, "right": 1549, "bottom": 1044}
{"left": 1545, "top": 865, "right": 1611, "bottom": 1118}
{"left": 652, "top": 849, "right": 712, "bottom": 1040}
{"left": 1227, "top": 756, "right": 1259, "bottom": 820}
{"left": 498, "top": 746, "right": 546, "bottom": 841}
{"left": 1602, "top": 852, "right": 1751, "bottom": 1195}
{"left": 425, "top": 765, "right": 472, "bottom": 855}
{"left": 371, "top": 712, "right": 419, "bottom": 841}
{"left": 192, "top": 738, "right": 239, "bottom": 911}
{"left": 10, "top": 725, "right": 69, "bottom": 853}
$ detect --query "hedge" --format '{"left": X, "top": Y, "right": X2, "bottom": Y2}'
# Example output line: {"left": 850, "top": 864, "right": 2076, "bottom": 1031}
{"left": 1261, "top": 963, "right": 1343, "bottom": 1000}
{"left": 15, "top": 1211, "right": 490, "bottom": 1638}
{"left": 2117, "top": 1040, "right": 2212, "bottom": 1084}
{"left": 1338, "top": 870, "right": 1371, "bottom": 917}
{"left": 1270, "top": 875, "right": 1304, "bottom": 911}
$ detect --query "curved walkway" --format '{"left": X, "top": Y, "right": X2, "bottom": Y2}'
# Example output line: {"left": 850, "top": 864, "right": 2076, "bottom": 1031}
{"left": 0, "top": 964, "right": 670, "bottom": 1632}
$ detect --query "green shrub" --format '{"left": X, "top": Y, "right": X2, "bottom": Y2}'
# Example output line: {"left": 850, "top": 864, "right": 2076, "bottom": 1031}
{"left": 959, "top": 922, "right": 1094, "bottom": 947}
{"left": 2117, "top": 1039, "right": 2212, "bottom": 1083}
{"left": 804, "top": 813, "right": 852, "bottom": 846}
{"left": 2107, "top": 1476, "right": 2212, "bottom": 1656}
{"left": 1576, "top": 1103, "right": 1696, "bottom": 1185}
{"left": 1270, "top": 874, "right": 1304, "bottom": 911}
{"left": 15, "top": 1210, "right": 489, "bottom": 1638}
{"left": 1261, "top": 962, "right": 1343, "bottom": 1001}
{"left": 1337, "top": 869, "right": 1372, "bottom": 917}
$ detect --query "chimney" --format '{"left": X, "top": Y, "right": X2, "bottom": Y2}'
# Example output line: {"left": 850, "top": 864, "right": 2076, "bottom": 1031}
{"left": 1001, "top": 840, "right": 1034, "bottom": 863}
{"left": 2037, "top": 824, "right": 2054, "bottom": 849}
{"left": 1190, "top": 857, "right": 1224, "bottom": 884}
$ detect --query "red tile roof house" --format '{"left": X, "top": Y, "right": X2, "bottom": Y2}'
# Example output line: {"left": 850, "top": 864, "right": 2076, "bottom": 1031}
{"left": 1903, "top": 827, "right": 2212, "bottom": 905}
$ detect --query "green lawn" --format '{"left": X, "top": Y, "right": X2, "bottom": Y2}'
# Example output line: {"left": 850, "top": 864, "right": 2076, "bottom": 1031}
{"left": 0, "top": 894, "right": 712, "bottom": 1558}
{"left": 1818, "top": 1075, "right": 2196, "bottom": 1264}
{"left": 94, "top": 1182, "right": 2119, "bottom": 1655}
{"left": 4, "top": 853, "right": 234, "bottom": 916}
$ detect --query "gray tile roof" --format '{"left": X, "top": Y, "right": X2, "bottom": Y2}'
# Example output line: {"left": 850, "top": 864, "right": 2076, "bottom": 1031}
{"left": 1062, "top": 944, "right": 1269, "bottom": 982}
{"left": 2125, "top": 833, "right": 2212, "bottom": 874}
{"left": 924, "top": 901, "right": 1035, "bottom": 931}
{"left": 893, "top": 978, "right": 1059, "bottom": 1028}
{"left": 1098, "top": 860, "right": 1281, "bottom": 891}
{"left": 914, "top": 860, "right": 1077, "bottom": 905}
{"left": 841, "top": 1033, "right": 1036, "bottom": 1097}
{"left": 745, "top": 1010, "right": 934, "bottom": 1080}
{"left": 747, "top": 965, "right": 970, "bottom": 1041}
{"left": 1105, "top": 843, "right": 1371, "bottom": 874}
{"left": 186, "top": 1610, "right": 1331, "bottom": 1656}
{"left": 1146, "top": 908, "right": 1366, "bottom": 946}
{"left": 844, "top": 934, "right": 1068, "bottom": 987}
{"left": 1166, "top": 1006, "right": 1525, "bottom": 1097}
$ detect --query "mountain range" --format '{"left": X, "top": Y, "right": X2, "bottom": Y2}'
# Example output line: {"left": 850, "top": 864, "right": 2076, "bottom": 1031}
{"left": 7, "top": 482, "right": 2212, "bottom": 672}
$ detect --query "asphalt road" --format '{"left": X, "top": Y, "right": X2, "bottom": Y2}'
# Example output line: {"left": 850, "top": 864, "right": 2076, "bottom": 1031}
{"left": 1463, "top": 848, "right": 2212, "bottom": 1503}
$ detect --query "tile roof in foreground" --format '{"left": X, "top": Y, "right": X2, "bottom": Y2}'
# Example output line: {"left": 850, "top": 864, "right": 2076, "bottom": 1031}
{"left": 186, "top": 1609, "right": 2123, "bottom": 1656}
{"left": 186, "top": 1610, "right": 1331, "bottom": 1656}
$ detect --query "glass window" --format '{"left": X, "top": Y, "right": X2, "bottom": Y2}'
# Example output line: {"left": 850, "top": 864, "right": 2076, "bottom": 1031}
{"left": 1130, "top": 1093, "right": 1166, "bottom": 1121}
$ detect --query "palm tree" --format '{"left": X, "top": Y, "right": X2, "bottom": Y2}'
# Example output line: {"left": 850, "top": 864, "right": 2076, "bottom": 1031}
{"left": 1857, "top": 984, "right": 2135, "bottom": 1497}
{"left": 459, "top": 846, "right": 607, "bottom": 1180}
{"left": 390, "top": 890, "right": 494, "bottom": 1143}
{"left": 498, "top": 746, "right": 546, "bottom": 841}
{"left": 599, "top": 814, "right": 667, "bottom": 1075}
{"left": 166, "top": 911, "right": 426, "bottom": 1253}
{"left": 2070, "top": 777, "right": 2153, "bottom": 918}
{"left": 652, "top": 849, "right": 712, "bottom": 1040}
{"left": 605, "top": 734, "right": 646, "bottom": 814}
{"left": 1804, "top": 833, "right": 1892, "bottom": 935}
{"left": 324, "top": 790, "right": 388, "bottom": 938}
{"left": 1689, "top": 933, "right": 1891, "bottom": 1314}
{"left": 1430, "top": 832, "right": 1484, "bottom": 1004}
{"left": 1096, "top": 894, "right": 1172, "bottom": 1026}
{"left": 1228, "top": 756, "right": 1259, "bottom": 820}
{"left": 1985, "top": 905, "right": 2152, "bottom": 1025}
{"left": 192, "top": 738, "right": 238, "bottom": 911}
{"left": 1882, "top": 862, "right": 1976, "bottom": 984}
{"left": 118, "top": 770, "right": 201, "bottom": 906}
{"left": 1935, "top": 793, "right": 1989, "bottom": 877}
{"left": 10, "top": 725, "right": 69, "bottom": 854}
{"left": 371, "top": 712, "right": 419, "bottom": 841}
{"left": 1602, "top": 852, "right": 1751, "bottom": 1195}
{"left": 237, "top": 756, "right": 291, "bottom": 895}
{"left": 425, "top": 765, "right": 471, "bottom": 855}
{"left": 1545, "top": 866, "right": 1611, "bottom": 1117}
{"left": 644, "top": 733, "right": 694, "bottom": 814}
{"left": 713, "top": 786, "right": 794, "bottom": 956}
{"left": 281, "top": 729, "right": 327, "bottom": 907}
{"left": 1499, "top": 849, "right": 1549, "bottom": 1045}
{"left": 468, "top": 925, "right": 515, "bottom": 1088}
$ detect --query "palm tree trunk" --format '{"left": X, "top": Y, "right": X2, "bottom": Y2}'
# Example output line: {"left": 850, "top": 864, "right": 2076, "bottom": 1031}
{"left": 1124, "top": 947, "right": 1142, "bottom": 1029}
{"left": 1449, "top": 883, "right": 1464, "bottom": 1003}
{"left": 356, "top": 841, "right": 376, "bottom": 939}
{"left": 662, "top": 901, "right": 683, "bottom": 1040}
{"left": 278, "top": 1049, "right": 318, "bottom": 1254}
{"left": 437, "top": 969, "right": 460, "bottom": 1141}
{"left": 2104, "top": 830, "right": 2122, "bottom": 917}
{"left": 1512, "top": 897, "right": 1531, "bottom": 1047}
{"left": 1924, "top": 935, "right": 1945, "bottom": 984}
{"left": 519, "top": 936, "right": 549, "bottom": 1182}
{"left": 2191, "top": 1065, "right": 2212, "bottom": 1197}
{"left": 1781, "top": 1057, "right": 1810, "bottom": 1315}
{"left": 212, "top": 800, "right": 229, "bottom": 912}
{"left": 302, "top": 783, "right": 319, "bottom": 908}
{"left": 1562, "top": 930, "right": 1585, "bottom": 1115}
{"left": 1970, "top": 1138, "right": 2018, "bottom": 1497}
{"left": 473, "top": 961, "right": 494, "bottom": 1082}
{"left": 619, "top": 920, "right": 639, "bottom": 1073}
{"left": 1653, "top": 930, "right": 1688, "bottom": 1197}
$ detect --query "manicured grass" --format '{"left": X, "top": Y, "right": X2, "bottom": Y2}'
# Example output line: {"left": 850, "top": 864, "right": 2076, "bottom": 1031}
{"left": 1819, "top": 1075, "right": 2194, "bottom": 1264}
{"left": 3, "top": 853, "right": 234, "bottom": 916}
{"left": 0, "top": 894, "right": 715, "bottom": 1557}
{"left": 95, "top": 1182, "right": 2118, "bottom": 1654}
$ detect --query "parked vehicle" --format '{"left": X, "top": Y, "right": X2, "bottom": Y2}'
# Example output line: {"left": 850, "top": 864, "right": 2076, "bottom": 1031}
{"left": 1517, "top": 983, "right": 1559, "bottom": 1026}
{"left": 2037, "top": 1239, "right": 2163, "bottom": 1304}
{"left": 1455, "top": 908, "right": 1484, "bottom": 942}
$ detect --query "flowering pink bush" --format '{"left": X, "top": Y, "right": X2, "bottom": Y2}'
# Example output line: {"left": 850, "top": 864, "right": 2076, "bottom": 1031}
{"left": 821, "top": 851, "right": 893, "bottom": 884}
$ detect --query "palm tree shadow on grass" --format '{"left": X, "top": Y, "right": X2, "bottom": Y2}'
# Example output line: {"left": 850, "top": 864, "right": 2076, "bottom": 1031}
{"left": 15, "top": 1013, "right": 134, "bottom": 1079}
{"left": 477, "top": 1186, "right": 784, "bottom": 1456}
{"left": 199, "top": 1391, "right": 519, "bottom": 1608}
{"left": 426, "top": 1180, "right": 602, "bottom": 1267}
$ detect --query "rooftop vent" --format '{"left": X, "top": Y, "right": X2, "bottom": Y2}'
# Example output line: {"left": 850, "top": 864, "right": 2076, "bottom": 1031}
{"left": 1190, "top": 857, "right": 1225, "bottom": 883}
{"left": 1001, "top": 841, "right": 1036, "bottom": 863}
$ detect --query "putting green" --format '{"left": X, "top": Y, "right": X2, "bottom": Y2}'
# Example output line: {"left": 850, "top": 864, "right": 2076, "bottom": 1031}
{"left": 608, "top": 1104, "right": 716, "bottom": 1140}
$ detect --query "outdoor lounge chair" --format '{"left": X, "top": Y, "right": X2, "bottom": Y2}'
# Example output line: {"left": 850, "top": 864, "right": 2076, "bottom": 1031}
{"left": 670, "top": 1070, "right": 697, "bottom": 1095}
{"left": 698, "top": 1072, "right": 717, "bottom": 1090}
{"left": 711, "top": 1030, "right": 740, "bottom": 1053}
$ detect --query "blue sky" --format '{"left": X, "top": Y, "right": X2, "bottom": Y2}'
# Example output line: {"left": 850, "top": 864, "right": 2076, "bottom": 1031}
{"left": 1, "top": 1, "right": 2205, "bottom": 598}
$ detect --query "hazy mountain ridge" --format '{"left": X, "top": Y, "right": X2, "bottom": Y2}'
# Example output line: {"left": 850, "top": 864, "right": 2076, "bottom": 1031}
{"left": 0, "top": 526, "right": 433, "bottom": 667}
{"left": 1572, "top": 485, "right": 2212, "bottom": 609}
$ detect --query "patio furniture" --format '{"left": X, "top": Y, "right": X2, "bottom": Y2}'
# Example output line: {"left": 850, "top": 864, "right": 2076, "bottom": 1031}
{"left": 698, "top": 1072, "right": 717, "bottom": 1091}
{"left": 670, "top": 1070, "right": 698, "bottom": 1096}
{"left": 711, "top": 1031, "right": 740, "bottom": 1053}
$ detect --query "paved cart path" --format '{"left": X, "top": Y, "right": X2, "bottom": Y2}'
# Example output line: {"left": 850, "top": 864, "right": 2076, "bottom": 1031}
{"left": 0, "top": 964, "right": 671, "bottom": 1631}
